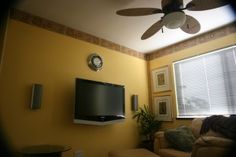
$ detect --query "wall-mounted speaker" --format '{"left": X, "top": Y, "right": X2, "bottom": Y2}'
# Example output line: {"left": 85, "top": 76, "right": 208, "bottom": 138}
{"left": 131, "top": 95, "right": 138, "bottom": 111}
{"left": 30, "top": 84, "right": 43, "bottom": 110}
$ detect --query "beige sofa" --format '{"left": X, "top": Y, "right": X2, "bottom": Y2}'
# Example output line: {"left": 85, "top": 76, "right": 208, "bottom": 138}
{"left": 153, "top": 118, "right": 235, "bottom": 157}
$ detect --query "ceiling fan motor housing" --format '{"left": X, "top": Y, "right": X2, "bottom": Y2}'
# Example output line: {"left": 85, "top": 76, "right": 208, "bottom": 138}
{"left": 162, "top": 0, "right": 184, "bottom": 14}
{"left": 162, "top": 11, "right": 186, "bottom": 29}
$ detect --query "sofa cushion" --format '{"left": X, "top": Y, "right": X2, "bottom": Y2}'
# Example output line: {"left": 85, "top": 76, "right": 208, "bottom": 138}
{"left": 164, "top": 126, "right": 196, "bottom": 152}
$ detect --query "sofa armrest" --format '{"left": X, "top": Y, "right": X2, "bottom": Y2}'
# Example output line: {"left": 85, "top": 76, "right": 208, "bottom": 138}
{"left": 191, "top": 136, "right": 234, "bottom": 157}
{"left": 153, "top": 131, "right": 171, "bottom": 154}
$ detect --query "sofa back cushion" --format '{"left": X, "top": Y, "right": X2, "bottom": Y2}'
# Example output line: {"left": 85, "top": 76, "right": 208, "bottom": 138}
{"left": 190, "top": 118, "right": 204, "bottom": 138}
{"left": 191, "top": 117, "right": 225, "bottom": 138}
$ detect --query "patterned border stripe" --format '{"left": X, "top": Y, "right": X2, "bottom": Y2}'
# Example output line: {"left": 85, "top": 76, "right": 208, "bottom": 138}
{"left": 10, "top": 8, "right": 145, "bottom": 60}
{"left": 146, "top": 22, "right": 236, "bottom": 60}
{"left": 10, "top": 8, "right": 235, "bottom": 61}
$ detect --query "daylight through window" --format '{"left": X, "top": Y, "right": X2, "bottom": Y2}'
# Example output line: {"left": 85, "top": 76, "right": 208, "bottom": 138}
{"left": 173, "top": 46, "right": 236, "bottom": 118}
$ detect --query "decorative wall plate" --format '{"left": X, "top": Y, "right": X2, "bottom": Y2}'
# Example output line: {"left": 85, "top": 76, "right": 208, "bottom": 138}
{"left": 87, "top": 53, "right": 103, "bottom": 71}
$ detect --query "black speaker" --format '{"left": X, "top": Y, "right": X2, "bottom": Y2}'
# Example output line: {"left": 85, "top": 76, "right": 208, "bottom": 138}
{"left": 30, "top": 84, "right": 43, "bottom": 110}
{"left": 131, "top": 95, "right": 138, "bottom": 111}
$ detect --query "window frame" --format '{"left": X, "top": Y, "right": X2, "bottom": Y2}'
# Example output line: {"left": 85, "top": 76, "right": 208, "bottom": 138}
{"left": 172, "top": 45, "right": 236, "bottom": 119}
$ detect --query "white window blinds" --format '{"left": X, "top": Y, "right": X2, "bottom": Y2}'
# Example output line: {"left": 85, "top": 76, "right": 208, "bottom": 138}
{"left": 173, "top": 46, "right": 236, "bottom": 118}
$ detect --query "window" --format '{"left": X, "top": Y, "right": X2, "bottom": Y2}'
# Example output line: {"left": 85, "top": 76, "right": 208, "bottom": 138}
{"left": 173, "top": 46, "right": 236, "bottom": 118}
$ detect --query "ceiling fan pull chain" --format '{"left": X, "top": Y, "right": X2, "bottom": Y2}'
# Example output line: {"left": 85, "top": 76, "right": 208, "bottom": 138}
{"left": 162, "top": 27, "right": 164, "bottom": 33}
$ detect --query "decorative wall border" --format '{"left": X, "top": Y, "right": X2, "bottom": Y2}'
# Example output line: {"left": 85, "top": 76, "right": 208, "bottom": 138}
{"left": 10, "top": 8, "right": 146, "bottom": 60}
{"left": 10, "top": 8, "right": 236, "bottom": 61}
{"left": 146, "top": 22, "right": 236, "bottom": 61}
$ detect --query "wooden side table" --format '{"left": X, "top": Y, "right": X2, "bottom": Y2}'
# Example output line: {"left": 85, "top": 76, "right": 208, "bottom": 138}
{"left": 19, "top": 145, "right": 71, "bottom": 157}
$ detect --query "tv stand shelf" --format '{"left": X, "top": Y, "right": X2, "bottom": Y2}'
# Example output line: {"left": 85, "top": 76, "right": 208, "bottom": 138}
{"left": 73, "top": 118, "right": 125, "bottom": 125}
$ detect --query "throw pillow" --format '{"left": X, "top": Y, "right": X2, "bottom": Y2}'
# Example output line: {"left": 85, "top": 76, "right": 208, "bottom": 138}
{"left": 164, "top": 125, "right": 196, "bottom": 152}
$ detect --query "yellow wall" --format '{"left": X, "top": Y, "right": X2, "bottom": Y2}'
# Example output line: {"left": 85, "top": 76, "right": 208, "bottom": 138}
{"left": 0, "top": 20, "right": 149, "bottom": 157}
{"left": 1, "top": 18, "right": 236, "bottom": 157}
{"left": 149, "top": 33, "right": 236, "bottom": 129}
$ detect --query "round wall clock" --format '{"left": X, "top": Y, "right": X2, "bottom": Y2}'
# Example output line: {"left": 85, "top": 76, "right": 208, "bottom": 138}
{"left": 87, "top": 53, "right": 103, "bottom": 71}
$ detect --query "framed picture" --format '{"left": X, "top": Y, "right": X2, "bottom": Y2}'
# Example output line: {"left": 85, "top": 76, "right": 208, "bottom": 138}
{"left": 153, "top": 96, "right": 172, "bottom": 121}
{"left": 151, "top": 66, "right": 170, "bottom": 92}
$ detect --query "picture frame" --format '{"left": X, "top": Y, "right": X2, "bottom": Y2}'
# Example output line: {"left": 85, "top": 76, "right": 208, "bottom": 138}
{"left": 153, "top": 96, "right": 172, "bottom": 121}
{"left": 151, "top": 66, "right": 170, "bottom": 92}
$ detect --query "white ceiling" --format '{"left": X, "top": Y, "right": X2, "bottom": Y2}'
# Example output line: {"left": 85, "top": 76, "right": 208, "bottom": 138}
{"left": 15, "top": 0, "right": 236, "bottom": 53}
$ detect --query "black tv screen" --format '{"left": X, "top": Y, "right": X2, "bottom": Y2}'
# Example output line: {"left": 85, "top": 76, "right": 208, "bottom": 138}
{"left": 74, "top": 78, "right": 125, "bottom": 125}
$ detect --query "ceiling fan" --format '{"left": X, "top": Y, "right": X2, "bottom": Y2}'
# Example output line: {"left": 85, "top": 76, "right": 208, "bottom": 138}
{"left": 116, "top": 0, "right": 230, "bottom": 40}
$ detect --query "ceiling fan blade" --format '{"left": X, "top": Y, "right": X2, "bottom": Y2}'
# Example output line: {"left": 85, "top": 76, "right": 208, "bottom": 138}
{"left": 180, "top": 15, "right": 200, "bottom": 34}
{"left": 141, "top": 20, "right": 163, "bottom": 40}
{"left": 186, "top": 0, "right": 229, "bottom": 11}
{"left": 116, "top": 8, "right": 162, "bottom": 16}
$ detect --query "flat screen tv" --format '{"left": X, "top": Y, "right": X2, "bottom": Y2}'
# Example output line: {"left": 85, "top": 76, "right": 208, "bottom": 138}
{"left": 74, "top": 78, "right": 125, "bottom": 125}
